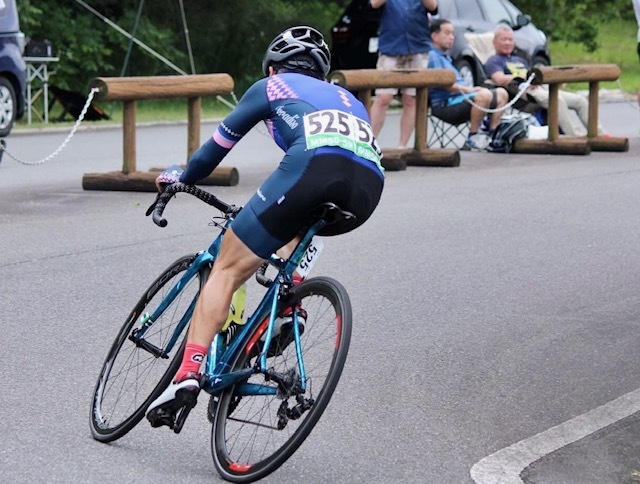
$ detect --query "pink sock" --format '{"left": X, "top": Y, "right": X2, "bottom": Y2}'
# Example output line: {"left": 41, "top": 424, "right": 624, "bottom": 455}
{"left": 175, "top": 343, "right": 207, "bottom": 381}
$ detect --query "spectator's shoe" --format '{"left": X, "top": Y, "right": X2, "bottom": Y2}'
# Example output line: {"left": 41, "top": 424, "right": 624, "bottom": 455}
{"left": 258, "top": 307, "right": 307, "bottom": 358}
{"left": 146, "top": 372, "right": 200, "bottom": 432}
{"left": 463, "top": 133, "right": 491, "bottom": 152}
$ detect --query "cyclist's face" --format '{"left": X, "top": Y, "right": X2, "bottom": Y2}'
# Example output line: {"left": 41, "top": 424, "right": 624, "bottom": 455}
{"left": 432, "top": 23, "right": 455, "bottom": 51}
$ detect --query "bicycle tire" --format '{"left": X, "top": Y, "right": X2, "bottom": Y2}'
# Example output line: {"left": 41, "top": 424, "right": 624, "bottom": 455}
{"left": 210, "top": 276, "right": 352, "bottom": 483}
{"left": 90, "top": 254, "right": 206, "bottom": 442}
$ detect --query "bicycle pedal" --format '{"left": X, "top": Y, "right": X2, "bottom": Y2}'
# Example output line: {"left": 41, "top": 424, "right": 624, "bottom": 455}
{"left": 173, "top": 399, "right": 197, "bottom": 434}
{"left": 172, "top": 391, "right": 198, "bottom": 434}
{"left": 147, "top": 408, "right": 175, "bottom": 429}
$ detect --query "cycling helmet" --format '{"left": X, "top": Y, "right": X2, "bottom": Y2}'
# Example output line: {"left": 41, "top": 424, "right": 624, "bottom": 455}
{"left": 262, "top": 26, "right": 331, "bottom": 78}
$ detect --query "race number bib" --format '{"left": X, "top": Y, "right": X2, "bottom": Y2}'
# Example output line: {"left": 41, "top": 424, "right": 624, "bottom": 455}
{"left": 303, "top": 109, "right": 382, "bottom": 167}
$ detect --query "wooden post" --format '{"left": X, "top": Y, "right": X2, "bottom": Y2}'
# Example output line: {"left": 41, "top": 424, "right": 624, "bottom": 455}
{"left": 84, "top": 74, "right": 238, "bottom": 191}
{"left": 523, "top": 64, "right": 629, "bottom": 153}
{"left": 358, "top": 89, "right": 372, "bottom": 111}
{"left": 187, "top": 96, "right": 201, "bottom": 158}
{"left": 327, "top": 68, "right": 458, "bottom": 169}
{"left": 587, "top": 82, "right": 599, "bottom": 139}
{"left": 414, "top": 87, "right": 428, "bottom": 150}
{"left": 123, "top": 100, "right": 136, "bottom": 174}
{"left": 547, "top": 84, "right": 560, "bottom": 142}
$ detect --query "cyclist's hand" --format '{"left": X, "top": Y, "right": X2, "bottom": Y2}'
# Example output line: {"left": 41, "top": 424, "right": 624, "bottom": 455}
{"left": 155, "top": 164, "right": 184, "bottom": 192}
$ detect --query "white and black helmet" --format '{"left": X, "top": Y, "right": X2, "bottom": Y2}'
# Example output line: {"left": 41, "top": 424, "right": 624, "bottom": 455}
{"left": 262, "top": 26, "right": 331, "bottom": 78}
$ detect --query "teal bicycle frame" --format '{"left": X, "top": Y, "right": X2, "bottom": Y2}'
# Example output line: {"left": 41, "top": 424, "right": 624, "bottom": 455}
{"left": 131, "top": 209, "right": 328, "bottom": 399}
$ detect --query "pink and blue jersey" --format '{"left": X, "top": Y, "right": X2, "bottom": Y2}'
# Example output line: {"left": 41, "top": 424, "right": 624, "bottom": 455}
{"left": 180, "top": 73, "right": 383, "bottom": 185}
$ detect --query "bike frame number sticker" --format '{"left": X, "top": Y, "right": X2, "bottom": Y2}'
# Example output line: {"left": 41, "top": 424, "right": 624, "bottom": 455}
{"left": 296, "top": 238, "right": 324, "bottom": 278}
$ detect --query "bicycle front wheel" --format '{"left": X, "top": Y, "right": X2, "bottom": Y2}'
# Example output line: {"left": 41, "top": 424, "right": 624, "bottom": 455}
{"left": 211, "top": 276, "right": 352, "bottom": 483}
{"left": 90, "top": 254, "right": 205, "bottom": 443}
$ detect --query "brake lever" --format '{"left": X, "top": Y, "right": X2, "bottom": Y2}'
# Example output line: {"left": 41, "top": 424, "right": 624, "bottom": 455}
{"left": 145, "top": 193, "right": 163, "bottom": 217}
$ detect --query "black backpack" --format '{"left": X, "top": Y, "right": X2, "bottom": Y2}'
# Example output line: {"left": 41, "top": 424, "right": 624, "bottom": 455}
{"left": 490, "top": 115, "right": 529, "bottom": 153}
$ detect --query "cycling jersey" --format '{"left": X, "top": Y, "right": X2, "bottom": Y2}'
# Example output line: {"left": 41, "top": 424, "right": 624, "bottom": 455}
{"left": 179, "top": 73, "right": 385, "bottom": 260}
{"left": 181, "top": 73, "right": 383, "bottom": 184}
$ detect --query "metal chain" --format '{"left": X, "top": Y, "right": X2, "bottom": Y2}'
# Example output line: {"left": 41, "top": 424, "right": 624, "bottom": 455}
{"left": 458, "top": 72, "right": 538, "bottom": 114}
{"left": 0, "top": 87, "right": 101, "bottom": 166}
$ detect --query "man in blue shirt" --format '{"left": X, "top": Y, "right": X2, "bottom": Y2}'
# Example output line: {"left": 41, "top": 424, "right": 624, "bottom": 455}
{"left": 369, "top": 0, "right": 438, "bottom": 149}
{"left": 428, "top": 18, "right": 508, "bottom": 151}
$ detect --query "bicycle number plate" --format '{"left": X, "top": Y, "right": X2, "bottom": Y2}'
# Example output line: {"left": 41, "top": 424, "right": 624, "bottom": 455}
{"left": 296, "top": 239, "right": 324, "bottom": 278}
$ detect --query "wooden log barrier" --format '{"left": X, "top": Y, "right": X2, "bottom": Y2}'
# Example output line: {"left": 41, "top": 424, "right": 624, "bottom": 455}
{"left": 82, "top": 167, "right": 239, "bottom": 192}
{"left": 516, "top": 64, "right": 629, "bottom": 154}
{"left": 82, "top": 74, "right": 238, "bottom": 191}
{"left": 328, "top": 68, "right": 458, "bottom": 169}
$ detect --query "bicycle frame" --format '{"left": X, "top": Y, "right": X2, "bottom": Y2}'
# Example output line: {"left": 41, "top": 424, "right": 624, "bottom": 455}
{"left": 131, "top": 212, "right": 329, "bottom": 399}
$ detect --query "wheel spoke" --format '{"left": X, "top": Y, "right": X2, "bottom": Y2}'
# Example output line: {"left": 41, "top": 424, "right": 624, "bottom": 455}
{"left": 211, "top": 277, "right": 352, "bottom": 481}
{"left": 90, "top": 255, "right": 201, "bottom": 442}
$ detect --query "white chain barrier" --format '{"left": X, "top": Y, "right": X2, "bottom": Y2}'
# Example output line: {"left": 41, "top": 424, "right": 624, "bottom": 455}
{"left": 459, "top": 72, "right": 537, "bottom": 114}
{"left": 0, "top": 87, "right": 101, "bottom": 166}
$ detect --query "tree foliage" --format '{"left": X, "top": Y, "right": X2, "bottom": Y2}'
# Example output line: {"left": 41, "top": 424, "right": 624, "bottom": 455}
{"left": 18, "top": 0, "right": 631, "bottom": 95}
{"left": 512, "top": 0, "right": 630, "bottom": 52}
{"left": 19, "top": 0, "right": 345, "bottom": 95}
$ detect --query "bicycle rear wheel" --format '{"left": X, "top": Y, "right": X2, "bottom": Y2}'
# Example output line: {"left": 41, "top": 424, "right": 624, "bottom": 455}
{"left": 90, "top": 254, "right": 205, "bottom": 442}
{"left": 210, "top": 276, "right": 352, "bottom": 483}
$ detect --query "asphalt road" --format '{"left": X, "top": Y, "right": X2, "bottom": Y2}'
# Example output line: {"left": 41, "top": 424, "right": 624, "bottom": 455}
{"left": 1, "top": 100, "right": 639, "bottom": 483}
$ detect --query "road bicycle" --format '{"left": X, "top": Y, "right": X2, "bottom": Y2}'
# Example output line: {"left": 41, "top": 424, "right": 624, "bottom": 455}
{"left": 90, "top": 182, "right": 353, "bottom": 483}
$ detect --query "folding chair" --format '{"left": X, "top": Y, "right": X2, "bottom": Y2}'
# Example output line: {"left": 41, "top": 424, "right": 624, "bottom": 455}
{"left": 48, "top": 85, "right": 110, "bottom": 122}
{"left": 427, "top": 106, "right": 469, "bottom": 149}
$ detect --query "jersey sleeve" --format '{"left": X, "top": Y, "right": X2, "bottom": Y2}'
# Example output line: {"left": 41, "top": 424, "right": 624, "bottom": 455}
{"left": 180, "top": 79, "right": 271, "bottom": 185}
{"left": 483, "top": 55, "right": 503, "bottom": 77}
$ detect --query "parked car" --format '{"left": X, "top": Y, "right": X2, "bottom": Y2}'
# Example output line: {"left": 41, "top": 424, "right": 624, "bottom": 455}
{"left": 329, "top": 0, "right": 550, "bottom": 87}
{"left": 0, "top": 0, "right": 26, "bottom": 137}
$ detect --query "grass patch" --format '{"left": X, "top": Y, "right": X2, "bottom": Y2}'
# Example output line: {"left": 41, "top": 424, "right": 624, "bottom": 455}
{"left": 15, "top": 94, "right": 236, "bottom": 131}
{"left": 550, "top": 18, "right": 640, "bottom": 93}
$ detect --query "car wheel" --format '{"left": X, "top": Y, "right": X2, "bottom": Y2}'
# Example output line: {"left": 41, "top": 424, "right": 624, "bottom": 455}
{"left": 531, "top": 55, "right": 550, "bottom": 68}
{"left": 455, "top": 58, "right": 476, "bottom": 87}
{"left": 0, "top": 77, "right": 17, "bottom": 138}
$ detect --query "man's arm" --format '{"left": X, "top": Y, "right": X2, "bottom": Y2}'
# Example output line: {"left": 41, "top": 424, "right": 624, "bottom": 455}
{"left": 490, "top": 71, "right": 514, "bottom": 87}
{"left": 423, "top": 0, "right": 438, "bottom": 13}
{"left": 370, "top": 0, "right": 386, "bottom": 8}
{"left": 484, "top": 56, "right": 515, "bottom": 87}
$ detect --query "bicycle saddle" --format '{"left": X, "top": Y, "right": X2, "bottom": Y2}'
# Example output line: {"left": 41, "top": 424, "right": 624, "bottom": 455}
{"left": 314, "top": 202, "right": 355, "bottom": 225}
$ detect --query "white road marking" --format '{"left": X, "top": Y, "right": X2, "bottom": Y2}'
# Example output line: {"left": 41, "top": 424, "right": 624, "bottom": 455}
{"left": 470, "top": 387, "right": 640, "bottom": 484}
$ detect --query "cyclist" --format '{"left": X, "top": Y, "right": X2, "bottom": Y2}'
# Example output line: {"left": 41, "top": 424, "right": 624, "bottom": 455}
{"left": 146, "top": 25, "right": 385, "bottom": 429}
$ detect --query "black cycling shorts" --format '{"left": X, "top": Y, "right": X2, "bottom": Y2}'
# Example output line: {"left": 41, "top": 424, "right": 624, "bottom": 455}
{"left": 232, "top": 152, "right": 384, "bottom": 259}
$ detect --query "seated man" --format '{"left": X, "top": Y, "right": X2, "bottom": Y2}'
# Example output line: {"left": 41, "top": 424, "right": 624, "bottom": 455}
{"left": 428, "top": 18, "right": 509, "bottom": 151}
{"left": 484, "top": 24, "right": 606, "bottom": 137}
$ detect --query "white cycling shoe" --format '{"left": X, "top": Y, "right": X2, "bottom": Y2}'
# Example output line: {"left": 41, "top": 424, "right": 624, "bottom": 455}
{"left": 146, "top": 372, "right": 200, "bottom": 432}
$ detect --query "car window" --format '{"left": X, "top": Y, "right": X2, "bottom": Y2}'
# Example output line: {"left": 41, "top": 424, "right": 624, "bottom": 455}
{"left": 453, "top": 0, "right": 483, "bottom": 21}
{"left": 479, "top": 0, "right": 514, "bottom": 25}
{"left": 436, "top": 0, "right": 457, "bottom": 18}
